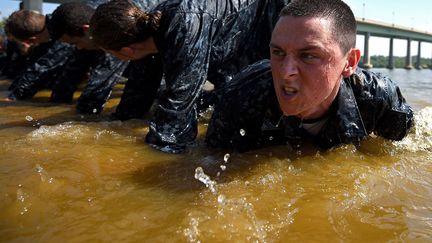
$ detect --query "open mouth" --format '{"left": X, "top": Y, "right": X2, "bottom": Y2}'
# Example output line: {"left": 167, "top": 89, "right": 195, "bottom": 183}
{"left": 283, "top": 87, "right": 298, "bottom": 96}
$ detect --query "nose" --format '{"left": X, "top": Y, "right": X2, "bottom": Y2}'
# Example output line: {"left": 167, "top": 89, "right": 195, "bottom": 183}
{"left": 279, "top": 55, "right": 298, "bottom": 79}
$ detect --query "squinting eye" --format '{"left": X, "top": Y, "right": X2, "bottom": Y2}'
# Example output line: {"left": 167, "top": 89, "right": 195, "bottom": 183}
{"left": 271, "top": 49, "right": 285, "bottom": 57}
{"left": 300, "top": 53, "right": 317, "bottom": 60}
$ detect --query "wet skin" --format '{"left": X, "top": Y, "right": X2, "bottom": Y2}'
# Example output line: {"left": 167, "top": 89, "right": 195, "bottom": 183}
{"left": 269, "top": 16, "right": 356, "bottom": 120}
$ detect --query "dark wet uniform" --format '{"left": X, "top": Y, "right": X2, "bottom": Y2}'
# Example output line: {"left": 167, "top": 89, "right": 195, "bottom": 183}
{"left": 115, "top": 0, "right": 289, "bottom": 153}
{"left": 7, "top": 39, "right": 76, "bottom": 99}
{"left": 1, "top": 41, "right": 30, "bottom": 79}
{"left": 49, "top": 48, "right": 127, "bottom": 114}
{"left": 206, "top": 60, "right": 414, "bottom": 152}
{"left": 8, "top": 2, "right": 127, "bottom": 114}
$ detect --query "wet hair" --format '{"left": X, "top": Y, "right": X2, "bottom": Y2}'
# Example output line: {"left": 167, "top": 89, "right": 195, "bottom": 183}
{"left": 90, "top": 0, "right": 161, "bottom": 50}
{"left": 4, "top": 10, "right": 46, "bottom": 41}
{"left": 280, "top": 0, "right": 357, "bottom": 54}
{"left": 48, "top": 2, "right": 95, "bottom": 40}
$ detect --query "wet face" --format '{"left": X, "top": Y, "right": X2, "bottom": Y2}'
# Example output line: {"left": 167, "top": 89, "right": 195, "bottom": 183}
{"left": 270, "top": 16, "right": 349, "bottom": 119}
{"left": 101, "top": 37, "right": 159, "bottom": 61}
{"left": 60, "top": 34, "right": 97, "bottom": 50}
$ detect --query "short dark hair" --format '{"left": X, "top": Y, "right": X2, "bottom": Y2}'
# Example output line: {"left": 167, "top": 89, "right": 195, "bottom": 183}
{"left": 280, "top": 0, "right": 357, "bottom": 54}
{"left": 4, "top": 10, "right": 46, "bottom": 41}
{"left": 48, "top": 2, "right": 95, "bottom": 40}
{"left": 90, "top": 0, "right": 161, "bottom": 50}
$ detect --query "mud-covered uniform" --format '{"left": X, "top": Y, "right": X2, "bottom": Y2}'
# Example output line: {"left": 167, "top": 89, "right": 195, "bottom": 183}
{"left": 115, "top": 0, "right": 289, "bottom": 153}
{"left": 206, "top": 60, "right": 414, "bottom": 152}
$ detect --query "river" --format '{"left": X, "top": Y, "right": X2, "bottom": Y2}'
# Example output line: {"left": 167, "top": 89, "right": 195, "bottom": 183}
{"left": 0, "top": 68, "right": 431, "bottom": 242}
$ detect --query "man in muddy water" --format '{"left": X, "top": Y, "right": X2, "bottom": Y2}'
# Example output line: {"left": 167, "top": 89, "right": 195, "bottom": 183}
{"left": 205, "top": 0, "right": 414, "bottom": 152}
{"left": 4, "top": 1, "right": 127, "bottom": 114}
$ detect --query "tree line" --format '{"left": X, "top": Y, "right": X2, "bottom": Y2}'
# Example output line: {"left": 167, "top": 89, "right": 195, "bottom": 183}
{"left": 362, "top": 55, "right": 432, "bottom": 69}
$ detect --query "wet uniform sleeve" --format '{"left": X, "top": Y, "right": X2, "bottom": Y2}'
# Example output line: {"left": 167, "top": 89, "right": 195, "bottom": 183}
{"left": 113, "top": 54, "right": 163, "bottom": 120}
{"left": 2, "top": 41, "right": 28, "bottom": 80}
{"left": 374, "top": 75, "right": 414, "bottom": 140}
{"left": 354, "top": 69, "right": 414, "bottom": 141}
{"left": 50, "top": 49, "right": 94, "bottom": 103}
{"left": 76, "top": 52, "right": 128, "bottom": 114}
{"left": 145, "top": 12, "right": 214, "bottom": 153}
{"left": 206, "top": 60, "right": 277, "bottom": 152}
{"left": 8, "top": 41, "right": 74, "bottom": 100}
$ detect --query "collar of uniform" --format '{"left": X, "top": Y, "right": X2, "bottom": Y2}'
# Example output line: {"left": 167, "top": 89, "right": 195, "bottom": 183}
{"left": 334, "top": 77, "right": 368, "bottom": 139}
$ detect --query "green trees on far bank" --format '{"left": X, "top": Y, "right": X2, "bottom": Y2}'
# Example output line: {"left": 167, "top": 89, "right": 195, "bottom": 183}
{"left": 362, "top": 55, "right": 432, "bottom": 69}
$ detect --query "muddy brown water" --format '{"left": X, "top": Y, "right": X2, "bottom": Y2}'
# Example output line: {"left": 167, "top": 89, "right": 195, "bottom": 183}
{"left": 1, "top": 69, "right": 432, "bottom": 242}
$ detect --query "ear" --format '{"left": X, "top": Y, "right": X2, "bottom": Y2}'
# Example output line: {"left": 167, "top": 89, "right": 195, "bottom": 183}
{"left": 342, "top": 48, "right": 361, "bottom": 78}
{"left": 25, "top": 37, "right": 37, "bottom": 45}
{"left": 21, "top": 41, "right": 32, "bottom": 50}
{"left": 119, "top": 46, "right": 135, "bottom": 58}
{"left": 82, "top": 24, "right": 90, "bottom": 33}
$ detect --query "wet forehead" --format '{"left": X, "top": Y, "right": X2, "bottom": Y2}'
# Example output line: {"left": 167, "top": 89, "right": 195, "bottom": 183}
{"left": 271, "top": 16, "right": 334, "bottom": 49}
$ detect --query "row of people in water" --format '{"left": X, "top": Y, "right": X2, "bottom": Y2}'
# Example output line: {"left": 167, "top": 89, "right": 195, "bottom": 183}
{"left": 1, "top": 0, "right": 413, "bottom": 154}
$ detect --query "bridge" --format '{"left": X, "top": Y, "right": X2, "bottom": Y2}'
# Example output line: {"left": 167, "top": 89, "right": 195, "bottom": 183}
{"left": 16, "top": 1, "right": 432, "bottom": 69}
{"left": 357, "top": 18, "right": 432, "bottom": 69}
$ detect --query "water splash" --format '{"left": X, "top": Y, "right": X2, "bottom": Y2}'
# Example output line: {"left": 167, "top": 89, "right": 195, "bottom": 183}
{"left": 35, "top": 164, "right": 54, "bottom": 183}
{"left": 194, "top": 167, "right": 217, "bottom": 194}
{"left": 183, "top": 217, "right": 201, "bottom": 243}
{"left": 394, "top": 107, "right": 432, "bottom": 152}
{"left": 28, "top": 122, "right": 89, "bottom": 141}
{"left": 223, "top": 153, "right": 230, "bottom": 163}
{"left": 217, "top": 194, "right": 226, "bottom": 205}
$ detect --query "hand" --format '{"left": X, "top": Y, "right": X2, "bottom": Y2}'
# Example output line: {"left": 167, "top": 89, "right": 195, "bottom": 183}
{"left": 1, "top": 97, "right": 14, "bottom": 102}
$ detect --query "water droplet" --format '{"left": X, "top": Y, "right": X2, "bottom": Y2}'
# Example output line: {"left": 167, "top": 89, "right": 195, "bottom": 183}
{"left": 239, "top": 129, "right": 246, "bottom": 136}
{"left": 20, "top": 207, "right": 28, "bottom": 215}
{"left": 25, "top": 115, "right": 33, "bottom": 121}
{"left": 269, "top": 136, "right": 274, "bottom": 141}
{"left": 194, "top": 167, "right": 217, "bottom": 193}
{"left": 35, "top": 164, "right": 43, "bottom": 173}
{"left": 92, "top": 108, "right": 97, "bottom": 114}
{"left": 16, "top": 189, "right": 25, "bottom": 202}
{"left": 217, "top": 194, "right": 226, "bottom": 205}
{"left": 223, "top": 153, "right": 230, "bottom": 163}
{"left": 220, "top": 165, "right": 226, "bottom": 171}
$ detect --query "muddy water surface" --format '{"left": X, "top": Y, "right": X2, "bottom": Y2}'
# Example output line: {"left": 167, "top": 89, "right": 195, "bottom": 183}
{"left": 1, "top": 69, "right": 432, "bottom": 242}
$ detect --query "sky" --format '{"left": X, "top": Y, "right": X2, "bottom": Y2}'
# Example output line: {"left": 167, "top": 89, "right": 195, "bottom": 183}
{"left": 0, "top": 0, "right": 431, "bottom": 57}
